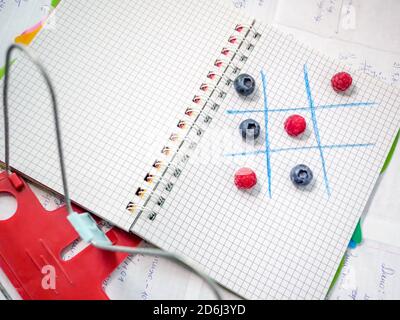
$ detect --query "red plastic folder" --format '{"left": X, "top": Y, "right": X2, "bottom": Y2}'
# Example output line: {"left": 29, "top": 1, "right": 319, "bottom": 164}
{"left": 0, "top": 171, "right": 141, "bottom": 300}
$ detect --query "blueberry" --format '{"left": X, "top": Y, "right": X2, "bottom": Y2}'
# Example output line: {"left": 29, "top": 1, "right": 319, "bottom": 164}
{"left": 239, "top": 119, "right": 260, "bottom": 140}
{"left": 234, "top": 73, "right": 255, "bottom": 96}
{"left": 290, "top": 164, "right": 313, "bottom": 186}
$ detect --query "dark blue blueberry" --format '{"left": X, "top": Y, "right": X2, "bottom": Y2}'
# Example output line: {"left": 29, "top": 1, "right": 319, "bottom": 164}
{"left": 290, "top": 164, "right": 313, "bottom": 187}
{"left": 239, "top": 119, "right": 260, "bottom": 140}
{"left": 234, "top": 73, "right": 255, "bottom": 96}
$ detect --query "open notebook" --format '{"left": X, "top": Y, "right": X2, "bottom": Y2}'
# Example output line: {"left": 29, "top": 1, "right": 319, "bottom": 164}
{"left": 2, "top": 0, "right": 399, "bottom": 299}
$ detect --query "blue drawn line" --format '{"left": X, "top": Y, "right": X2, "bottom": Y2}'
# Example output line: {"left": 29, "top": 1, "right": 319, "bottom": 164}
{"left": 227, "top": 109, "right": 265, "bottom": 115}
{"left": 226, "top": 102, "right": 376, "bottom": 115}
{"left": 271, "top": 143, "right": 374, "bottom": 153}
{"left": 225, "top": 150, "right": 265, "bottom": 157}
{"left": 224, "top": 143, "right": 374, "bottom": 157}
{"left": 261, "top": 70, "right": 272, "bottom": 198}
{"left": 318, "top": 102, "right": 376, "bottom": 110}
{"left": 304, "top": 64, "right": 331, "bottom": 196}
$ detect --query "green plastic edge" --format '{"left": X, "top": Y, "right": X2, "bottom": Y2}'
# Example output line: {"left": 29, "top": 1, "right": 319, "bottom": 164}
{"left": 328, "top": 255, "right": 345, "bottom": 293}
{"left": 0, "top": 66, "right": 5, "bottom": 79}
{"left": 0, "top": 59, "right": 15, "bottom": 79}
{"left": 381, "top": 129, "right": 400, "bottom": 173}
{"left": 51, "top": 0, "right": 61, "bottom": 8}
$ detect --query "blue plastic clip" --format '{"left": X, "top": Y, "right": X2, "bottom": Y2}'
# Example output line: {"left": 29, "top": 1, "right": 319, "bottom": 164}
{"left": 67, "top": 212, "right": 112, "bottom": 246}
{"left": 348, "top": 239, "right": 357, "bottom": 249}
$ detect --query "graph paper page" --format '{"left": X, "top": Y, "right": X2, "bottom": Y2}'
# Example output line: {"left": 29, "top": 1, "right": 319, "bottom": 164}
{"left": 132, "top": 25, "right": 400, "bottom": 299}
{"left": 0, "top": 0, "right": 250, "bottom": 230}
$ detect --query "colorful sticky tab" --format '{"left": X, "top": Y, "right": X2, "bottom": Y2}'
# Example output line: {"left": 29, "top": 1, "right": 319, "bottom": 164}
{"left": 351, "top": 220, "right": 363, "bottom": 245}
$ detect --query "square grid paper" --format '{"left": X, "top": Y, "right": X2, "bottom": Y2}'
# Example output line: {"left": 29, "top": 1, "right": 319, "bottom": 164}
{"left": 0, "top": 0, "right": 249, "bottom": 230}
{"left": 132, "top": 25, "right": 400, "bottom": 299}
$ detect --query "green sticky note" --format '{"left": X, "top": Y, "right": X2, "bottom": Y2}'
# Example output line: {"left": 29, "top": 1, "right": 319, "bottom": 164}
{"left": 351, "top": 220, "right": 362, "bottom": 244}
{"left": 51, "top": 0, "right": 61, "bottom": 8}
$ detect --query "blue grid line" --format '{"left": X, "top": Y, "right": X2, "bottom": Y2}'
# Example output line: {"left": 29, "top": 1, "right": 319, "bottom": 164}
{"left": 226, "top": 102, "right": 376, "bottom": 115}
{"left": 261, "top": 70, "right": 272, "bottom": 198}
{"left": 304, "top": 64, "right": 331, "bottom": 196}
{"left": 224, "top": 143, "right": 374, "bottom": 157}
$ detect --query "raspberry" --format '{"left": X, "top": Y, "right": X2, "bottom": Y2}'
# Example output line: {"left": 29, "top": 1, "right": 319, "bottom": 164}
{"left": 234, "top": 168, "right": 257, "bottom": 189}
{"left": 331, "top": 72, "right": 352, "bottom": 92}
{"left": 284, "top": 115, "right": 306, "bottom": 137}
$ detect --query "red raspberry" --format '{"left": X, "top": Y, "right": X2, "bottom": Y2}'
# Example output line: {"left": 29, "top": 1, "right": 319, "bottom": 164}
{"left": 331, "top": 72, "right": 352, "bottom": 92}
{"left": 234, "top": 168, "right": 257, "bottom": 189}
{"left": 284, "top": 114, "right": 306, "bottom": 137}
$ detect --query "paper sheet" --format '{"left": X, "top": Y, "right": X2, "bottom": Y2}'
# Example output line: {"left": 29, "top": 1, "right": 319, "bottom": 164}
{"left": 361, "top": 144, "right": 400, "bottom": 248}
{"left": 0, "top": 0, "right": 51, "bottom": 67}
{"left": 131, "top": 21, "right": 400, "bottom": 299}
{"left": 128, "top": 0, "right": 400, "bottom": 299}
{"left": 103, "top": 241, "right": 239, "bottom": 300}
{"left": 0, "top": 0, "right": 253, "bottom": 231}
{"left": 328, "top": 239, "right": 400, "bottom": 300}
{"left": 231, "top": 0, "right": 278, "bottom": 22}
{"left": 274, "top": 0, "right": 400, "bottom": 53}
{"left": 258, "top": 1, "right": 400, "bottom": 248}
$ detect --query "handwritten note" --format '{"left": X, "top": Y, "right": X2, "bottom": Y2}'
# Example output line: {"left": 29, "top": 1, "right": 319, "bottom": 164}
{"left": 273, "top": 20, "right": 400, "bottom": 90}
{"left": 229, "top": 0, "right": 277, "bottom": 22}
{"left": 103, "top": 242, "right": 185, "bottom": 300}
{"left": 0, "top": 0, "right": 6, "bottom": 13}
{"left": 338, "top": 53, "right": 400, "bottom": 86}
{"left": 329, "top": 239, "right": 400, "bottom": 300}
{"left": 102, "top": 241, "right": 237, "bottom": 300}
{"left": 231, "top": 0, "right": 248, "bottom": 9}
{"left": 28, "top": 182, "right": 65, "bottom": 211}
{"left": 275, "top": 0, "right": 400, "bottom": 51}
{"left": 313, "top": 0, "right": 339, "bottom": 23}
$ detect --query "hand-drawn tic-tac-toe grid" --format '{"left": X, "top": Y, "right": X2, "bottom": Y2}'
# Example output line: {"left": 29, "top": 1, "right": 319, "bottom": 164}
{"left": 225, "top": 64, "right": 375, "bottom": 198}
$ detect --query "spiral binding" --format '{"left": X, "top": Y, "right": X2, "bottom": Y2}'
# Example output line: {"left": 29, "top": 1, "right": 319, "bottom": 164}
{"left": 128, "top": 21, "right": 261, "bottom": 222}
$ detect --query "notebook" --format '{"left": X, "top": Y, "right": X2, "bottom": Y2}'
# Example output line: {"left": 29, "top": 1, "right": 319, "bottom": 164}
{"left": 2, "top": 0, "right": 399, "bottom": 299}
